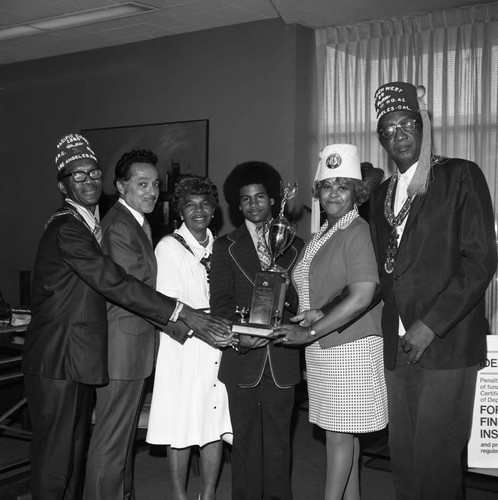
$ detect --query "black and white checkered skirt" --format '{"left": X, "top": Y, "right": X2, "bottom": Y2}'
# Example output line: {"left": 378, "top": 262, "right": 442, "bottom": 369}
{"left": 305, "top": 335, "right": 388, "bottom": 433}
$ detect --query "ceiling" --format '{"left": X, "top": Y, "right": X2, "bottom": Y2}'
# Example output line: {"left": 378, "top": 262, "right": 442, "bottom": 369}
{"left": 0, "top": 0, "right": 492, "bottom": 66}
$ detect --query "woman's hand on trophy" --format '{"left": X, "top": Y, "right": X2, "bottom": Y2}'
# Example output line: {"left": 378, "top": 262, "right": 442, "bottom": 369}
{"left": 270, "top": 324, "right": 316, "bottom": 346}
{"left": 290, "top": 309, "right": 324, "bottom": 327}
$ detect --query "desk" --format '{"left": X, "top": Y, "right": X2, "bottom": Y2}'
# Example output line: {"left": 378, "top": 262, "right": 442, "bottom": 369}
{"left": 0, "top": 324, "right": 26, "bottom": 385}
{"left": 0, "top": 325, "right": 30, "bottom": 476}
{"left": 0, "top": 324, "right": 26, "bottom": 349}
{"left": 0, "top": 325, "right": 28, "bottom": 334}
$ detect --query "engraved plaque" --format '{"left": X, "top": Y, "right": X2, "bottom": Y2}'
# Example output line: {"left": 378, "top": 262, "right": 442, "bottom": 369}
{"left": 232, "top": 271, "right": 288, "bottom": 337}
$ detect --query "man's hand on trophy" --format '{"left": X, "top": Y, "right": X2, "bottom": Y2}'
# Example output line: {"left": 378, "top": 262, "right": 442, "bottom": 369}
{"left": 179, "top": 304, "right": 233, "bottom": 348}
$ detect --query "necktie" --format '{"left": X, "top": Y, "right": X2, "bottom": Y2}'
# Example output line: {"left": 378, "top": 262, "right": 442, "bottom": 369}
{"left": 93, "top": 220, "right": 102, "bottom": 246}
{"left": 256, "top": 226, "right": 272, "bottom": 270}
{"left": 142, "top": 219, "right": 153, "bottom": 246}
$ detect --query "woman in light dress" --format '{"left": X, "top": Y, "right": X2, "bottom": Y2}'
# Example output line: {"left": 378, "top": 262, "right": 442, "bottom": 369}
{"left": 146, "top": 176, "right": 232, "bottom": 500}
{"left": 273, "top": 144, "right": 388, "bottom": 500}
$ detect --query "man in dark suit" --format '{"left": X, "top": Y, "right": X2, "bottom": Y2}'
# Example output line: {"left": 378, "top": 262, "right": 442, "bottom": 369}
{"left": 22, "top": 134, "right": 230, "bottom": 500}
{"left": 369, "top": 82, "right": 497, "bottom": 499}
{"left": 210, "top": 161, "right": 303, "bottom": 500}
{"left": 84, "top": 149, "right": 162, "bottom": 500}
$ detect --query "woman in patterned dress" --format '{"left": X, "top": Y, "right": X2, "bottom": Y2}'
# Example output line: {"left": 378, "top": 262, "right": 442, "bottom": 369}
{"left": 146, "top": 176, "right": 232, "bottom": 500}
{"left": 272, "top": 144, "right": 387, "bottom": 500}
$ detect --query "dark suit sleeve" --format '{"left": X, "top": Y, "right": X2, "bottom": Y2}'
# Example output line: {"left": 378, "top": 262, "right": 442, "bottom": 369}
{"left": 57, "top": 220, "right": 177, "bottom": 327}
{"left": 422, "top": 162, "right": 497, "bottom": 336}
{"left": 210, "top": 237, "right": 238, "bottom": 322}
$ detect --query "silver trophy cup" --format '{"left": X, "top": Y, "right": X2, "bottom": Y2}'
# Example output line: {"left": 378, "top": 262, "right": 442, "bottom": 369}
{"left": 265, "top": 181, "right": 298, "bottom": 272}
{"left": 266, "top": 215, "right": 297, "bottom": 273}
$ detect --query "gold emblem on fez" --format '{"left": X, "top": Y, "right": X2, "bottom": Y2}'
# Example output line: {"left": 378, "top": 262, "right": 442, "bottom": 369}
{"left": 326, "top": 153, "right": 342, "bottom": 169}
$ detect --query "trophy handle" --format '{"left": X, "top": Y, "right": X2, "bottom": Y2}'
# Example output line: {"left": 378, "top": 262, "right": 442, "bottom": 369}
{"left": 276, "top": 222, "right": 297, "bottom": 258}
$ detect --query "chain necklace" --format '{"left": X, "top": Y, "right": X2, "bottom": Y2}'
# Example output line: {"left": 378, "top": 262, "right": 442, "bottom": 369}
{"left": 383, "top": 173, "right": 415, "bottom": 274}
{"left": 197, "top": 233, "right": 209, "bottom": 245}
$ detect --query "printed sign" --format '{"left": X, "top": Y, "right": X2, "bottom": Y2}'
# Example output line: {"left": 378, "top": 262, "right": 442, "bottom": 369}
{"left": 468, "top": 335, "right": 498, "bottom": 468}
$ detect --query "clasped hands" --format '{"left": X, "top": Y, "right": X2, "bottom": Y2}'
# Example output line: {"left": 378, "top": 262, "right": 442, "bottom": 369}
{"left": 269, "top": 309, "right": 324, "bottom": 346}
{"left": 180, "top": 306, "right": 346, "bottom": 350}
{"left": 235, "top": 309, "right": 323, "bottom": 349}
{"left": 179, "top": 305, "right": 237, "bottom": 349}
{"left": 230, "top": 310, "right": 325, "bottom": 350}
{"left": 270, "top": 313, "right": 436, "bottom": 363}
{"left": 400, "top": 319, "right": 436, "bottom": 364}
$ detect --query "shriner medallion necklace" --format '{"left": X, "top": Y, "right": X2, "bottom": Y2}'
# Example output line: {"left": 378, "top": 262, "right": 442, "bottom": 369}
{"left": 383, "top": 173, "right": 414, "bottom": 274}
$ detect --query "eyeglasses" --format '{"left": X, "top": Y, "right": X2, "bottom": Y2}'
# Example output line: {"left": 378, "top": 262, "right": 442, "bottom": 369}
{"left": 61, "top": 168, "right": 103, "bottom": 183}
{"left": 378, "top": 119, "right": 419, "bottom": 139}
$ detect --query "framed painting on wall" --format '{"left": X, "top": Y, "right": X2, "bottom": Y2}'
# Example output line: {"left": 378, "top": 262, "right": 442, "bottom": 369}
{"left": 82, "top": 119, "right": 209, "bottom": 239}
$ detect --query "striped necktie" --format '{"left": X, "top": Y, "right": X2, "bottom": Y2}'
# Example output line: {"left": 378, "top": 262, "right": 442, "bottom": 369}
{"left": 142, "top": 219, "right": 153, "bottom": 246}
{"left": 256, "top": 225, "right": 272, "bottom": 270}
{"left": 93, "top": 220, "right": 102, "bottom": 245}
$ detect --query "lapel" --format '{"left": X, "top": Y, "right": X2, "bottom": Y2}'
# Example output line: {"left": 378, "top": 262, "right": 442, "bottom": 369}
{"left": 226, "top": 223, "right": 300, "bottom": 286}
{"left": 396, "top": 160, "right": 437, "bottom": 236}
{"left": 56, "top": 201, "right": 94, "bottom": 235}
{"left": 374, "top": 180, "right": 392, "bottom": 237}
{"left": 227, "top": 224, "right": 261, "bottom": 286}
{"left": 401, "top": 195, "right": 423, "bottom": 235}
{"left": 113, "top": 202, "right": 157, "bottom": 278}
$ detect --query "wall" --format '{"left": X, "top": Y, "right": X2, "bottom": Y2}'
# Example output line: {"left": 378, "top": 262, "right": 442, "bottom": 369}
{"left": 0, "top": 19, "right": 316, "bottom": 304}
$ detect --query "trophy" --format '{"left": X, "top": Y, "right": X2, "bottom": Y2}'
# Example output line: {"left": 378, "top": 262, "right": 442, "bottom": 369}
{"left": 233, "top": 182, "right": 298, "bottom": 337}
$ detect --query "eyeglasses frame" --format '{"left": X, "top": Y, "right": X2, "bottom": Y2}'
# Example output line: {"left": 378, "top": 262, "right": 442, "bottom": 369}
{"left": 60, "top": 168, "right": 103, "bottom": 183}
{"left": 377, "top": 119, "right": 420, "bottom": 140}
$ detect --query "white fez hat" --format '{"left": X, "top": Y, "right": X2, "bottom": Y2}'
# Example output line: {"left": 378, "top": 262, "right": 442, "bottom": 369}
{"left": 311, "top": 144, "right": 362, "bottom": 233}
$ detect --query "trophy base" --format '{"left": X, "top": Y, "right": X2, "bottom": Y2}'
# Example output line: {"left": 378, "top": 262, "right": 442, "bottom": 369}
{"left": 232, "top": 323, "right": 273, "bottom": 337}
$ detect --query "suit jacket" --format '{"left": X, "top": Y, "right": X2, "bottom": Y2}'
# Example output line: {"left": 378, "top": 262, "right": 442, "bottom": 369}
{"left": 23, "top": 202, "right": 178, "bottom": 385}
{"left": 370, "top": 158, "right": 497, "bottom": 370}
{"left": 210, "top": 223, "right": 304, "bottom": 387}
{"left": 101, "top": 202, "right": 157, "bottom": 381}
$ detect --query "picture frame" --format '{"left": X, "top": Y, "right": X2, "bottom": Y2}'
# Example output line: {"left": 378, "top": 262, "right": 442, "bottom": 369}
{"left": 82, "top": 119, "right": 209, "bottom": 194}
{"left": 82, "top": 119, "right": 209, "bottom": 239}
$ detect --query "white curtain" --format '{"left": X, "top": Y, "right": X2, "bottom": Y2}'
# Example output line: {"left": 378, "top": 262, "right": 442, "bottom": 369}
{"left": 316, "top": 3, "right": 498, "bottom": 334}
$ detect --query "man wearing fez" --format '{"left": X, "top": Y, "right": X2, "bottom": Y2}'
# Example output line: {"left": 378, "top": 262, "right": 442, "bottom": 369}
{"left": 22, "top": 134, "right": 230, "bottom": 500}
{"left": 210, "top": 162, "right": 303, "bottom": 500}
{"left": 370, "top": 82, "right": 497, "bottom": 499}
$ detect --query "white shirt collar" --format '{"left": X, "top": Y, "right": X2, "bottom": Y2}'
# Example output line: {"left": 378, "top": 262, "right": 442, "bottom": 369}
{"left": 118, "top": 197, "right": 145, "bottom": 226}
{"left": 177, "top": 223, "right": 213, "bottom": 257}
{"left": 394, "top": 162, "right": 418, "bottom": 216}
{"left": 66, "top": 198, "right": 100, "bottom": 231}
{"left": 245, "top": 219, "right": 268, "bottom": 249}
{"left": 397, "top": 161, "right": 418, "bottom": 183}
{"left": 245, "top": 218, "right": 270, "bottom": 236}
